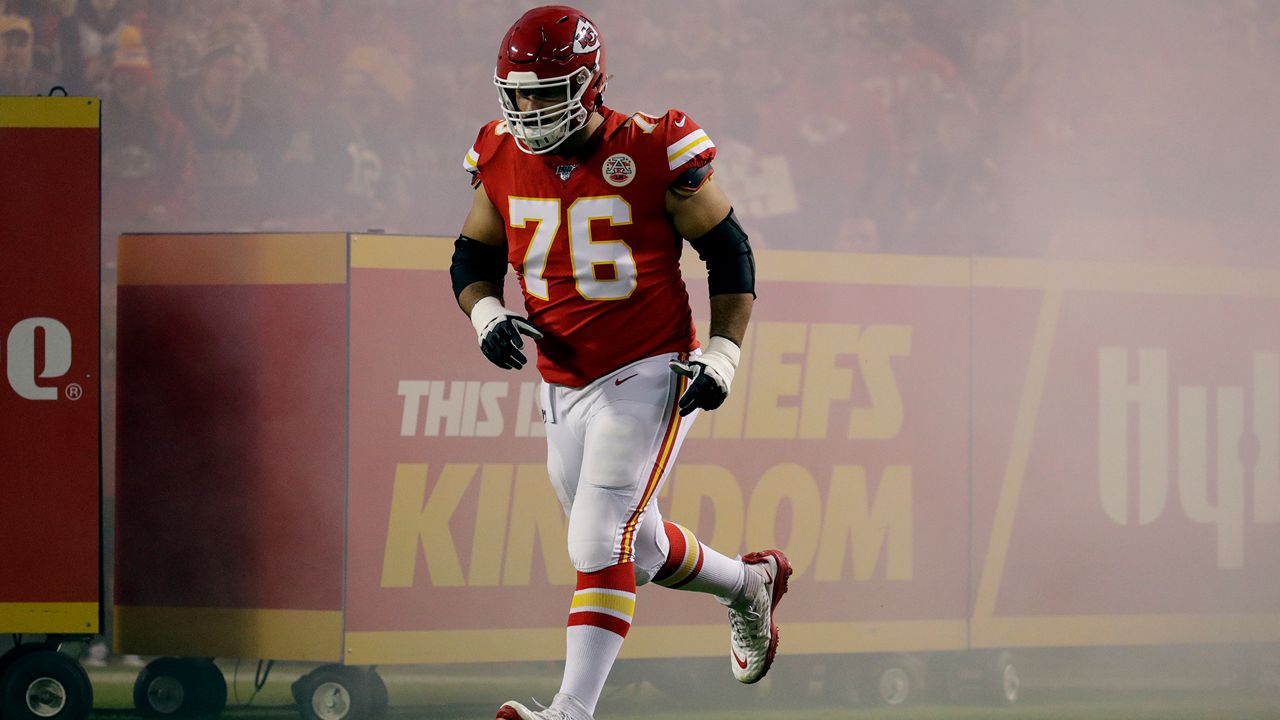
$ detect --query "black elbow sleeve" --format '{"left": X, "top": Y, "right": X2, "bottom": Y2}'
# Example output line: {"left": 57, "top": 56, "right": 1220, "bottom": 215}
{"left": 450, "top": 235, "right": 508, "bottom": 300}
{"left": 687, "top": 209, "right": 755, "bottom": 297}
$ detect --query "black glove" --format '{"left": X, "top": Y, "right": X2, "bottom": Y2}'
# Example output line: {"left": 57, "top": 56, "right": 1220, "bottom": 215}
{"left": 480, "top": 316, "right": 543, "bottom": 369}
{"left": 470, "top": 296, "right": 543, "bottom": 370}
{"left": 668, "top": 336, "right": 741, "bottom": 417}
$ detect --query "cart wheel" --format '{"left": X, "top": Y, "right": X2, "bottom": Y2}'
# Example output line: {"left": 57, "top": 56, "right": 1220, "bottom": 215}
{"left": 0, "top": 644, "right": 50, "bottom": 679}
{"left": 983, "top": 650, "right": 1020, "bottom": 705}
{"left": 367, "top": 669, "right": 388, "bottom": 720}
{"left": 293, "top": 665, "right": 381, "bottom": 720}
{"left": 195, "top": 661, "right": 227, "bottom": 718}
{"left": 0, "top": 649, "right": 92, "bottom": 720}
{"left": 858, "top": 655, "right": 919, "bottom": 706}
{"left": 133, "top": 657, "right": 224, "bottom": 719}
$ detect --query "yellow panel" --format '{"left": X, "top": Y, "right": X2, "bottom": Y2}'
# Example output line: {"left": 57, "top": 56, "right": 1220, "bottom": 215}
{"left": 345, "top": 628, "right": 563, "bottom": 665}
{"left": 118, "top": 233, "right": 348, "bottom": 285}
{"left": 779, "top": 620, "right": 968, "bottom": 654}
{"left": 0, "top": 603, "right": 98, "bottom": 633}
{"left": 971, "top": 614, "right": 1280, "bottom": 648}
{"left": 350, "top": 234, "right": 454, "bottom": 270}
{"left": 974, "top": 256, "right": 1280, "bottom": 297}
{"left": 0, "top": 97, "right": 99, "bottom": 128}
{"left": 343, "top": 620, "right": 967, "bottom": 665}
{"left": 113, "top": 606, "right": 343, "bottom": 661}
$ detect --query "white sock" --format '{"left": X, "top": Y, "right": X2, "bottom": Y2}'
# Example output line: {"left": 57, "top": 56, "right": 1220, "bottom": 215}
{"left": 559, "top": 625, "right": 623, "bottom": 714}
{"left": 558, "top": 563, "right": 635, "bottom": 715}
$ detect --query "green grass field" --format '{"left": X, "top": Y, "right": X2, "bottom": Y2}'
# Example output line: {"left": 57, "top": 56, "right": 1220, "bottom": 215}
{"left": 83, "top": 658, "right": 1280, "bottom": 720}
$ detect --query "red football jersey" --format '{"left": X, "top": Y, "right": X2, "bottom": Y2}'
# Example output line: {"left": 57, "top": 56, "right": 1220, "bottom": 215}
{"left": 463, "top": 106, "right": 715, "bottom": 387}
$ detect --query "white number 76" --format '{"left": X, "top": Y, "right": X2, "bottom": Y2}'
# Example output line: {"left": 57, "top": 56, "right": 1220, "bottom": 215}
{"left": 509, "top": 196, "right": 637, "bottom": 301}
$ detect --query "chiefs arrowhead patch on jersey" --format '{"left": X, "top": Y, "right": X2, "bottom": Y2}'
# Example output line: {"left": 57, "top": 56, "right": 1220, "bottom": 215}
{"left": 602, "top": 153, "right": 636, "bottom": 187}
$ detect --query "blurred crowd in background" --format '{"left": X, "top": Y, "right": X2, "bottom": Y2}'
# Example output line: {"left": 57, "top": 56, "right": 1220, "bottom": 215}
{"left": 2, "top": 0, "right": 1278, "bottom": 266}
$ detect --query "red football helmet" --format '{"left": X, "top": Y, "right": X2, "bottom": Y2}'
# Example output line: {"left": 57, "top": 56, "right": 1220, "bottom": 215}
{"left": 494, "top": 5, "right": 607, "bottom": 154}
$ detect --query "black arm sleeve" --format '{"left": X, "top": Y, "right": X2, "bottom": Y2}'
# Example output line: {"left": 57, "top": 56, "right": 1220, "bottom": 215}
{"left": 686, "top": 208, "right": 756, "bottom": 298}
{"left": 450, "top": 235, "right": 508, "bottom": 300}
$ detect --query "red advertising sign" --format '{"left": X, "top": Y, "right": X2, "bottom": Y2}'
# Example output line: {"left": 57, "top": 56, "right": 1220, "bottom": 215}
{"left": 970, "top": 261, "right": 1280, "bottom": 647}
{"left": 0, "top": 98, "right": 101, "bottom": 633}
{"left": 343, "top": 240, "right": 975, "bottom": 662}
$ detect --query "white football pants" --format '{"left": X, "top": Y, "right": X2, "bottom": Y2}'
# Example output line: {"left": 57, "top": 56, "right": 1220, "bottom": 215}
{"left": 541, "top": 352, "right": 697, "bottom": 584}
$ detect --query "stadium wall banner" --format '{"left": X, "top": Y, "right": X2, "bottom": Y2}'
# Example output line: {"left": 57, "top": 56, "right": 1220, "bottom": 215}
{"left": 0, "top": 97, "right": 101, "bottom": 634}
{"left": 114, "top": 234, "right": 1280, "bottom": 663}
{"left": 115, "top": 234, "right": 349, "bottom": 660}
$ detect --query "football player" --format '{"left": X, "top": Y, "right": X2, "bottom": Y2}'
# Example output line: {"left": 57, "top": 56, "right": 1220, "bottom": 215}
{"left": 450, "top": 7, "right": 792, "bottom": 720}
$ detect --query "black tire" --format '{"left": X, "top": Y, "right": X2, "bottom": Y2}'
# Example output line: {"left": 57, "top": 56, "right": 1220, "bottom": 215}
{"left": 855, "top": 654, "right": 923, "bottom": 707}
{"left": 293, "top": 665, "right": 376, "bottom": 720}
{"left": 983, "top": 650, "right": 1020, "bottom": 705}
{"left": 133, "top": 657, "right": 224, "bottom": 719}
{"left": 194, "top": 661, "right": 227, "bottom": 718}
{"left": 366, "top": 669, "right": 388, "bottom": 720}
{"left": 0, "top": 649, "right": 93, "bottom": 720}
{"left": 0, "top": 644, "right": 51, "bottom": 680}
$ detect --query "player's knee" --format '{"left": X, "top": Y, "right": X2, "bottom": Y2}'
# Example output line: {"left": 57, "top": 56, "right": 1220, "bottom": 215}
{"left": 566, "top": 532, "right": 615, "bottom": 573}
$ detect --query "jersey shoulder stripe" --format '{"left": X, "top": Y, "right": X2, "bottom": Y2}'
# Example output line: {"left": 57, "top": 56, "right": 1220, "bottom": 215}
{"left": 666, "top": 128, "right": 714, "bottom": 171}
{"left": 463, "top": 120, "right": 509, "bottom": 175}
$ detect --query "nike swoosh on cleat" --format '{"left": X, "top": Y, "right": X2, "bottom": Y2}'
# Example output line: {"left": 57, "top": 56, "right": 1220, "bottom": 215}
{"left": 614, "top": 373, "right": 639, "bottom": 385}
{"left": 733, "top": 649, "right": 749, "bottom": 669}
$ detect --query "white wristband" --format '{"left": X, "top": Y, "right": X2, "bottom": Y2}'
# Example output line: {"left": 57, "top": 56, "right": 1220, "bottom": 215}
{"left": 469, "top": 296, "right": 509, "bottom": 342}
{"left": 700, "top": 335, "right": 741, "bottom": 390}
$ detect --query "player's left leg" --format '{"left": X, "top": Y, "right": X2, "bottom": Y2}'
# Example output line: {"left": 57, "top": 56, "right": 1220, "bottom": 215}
{"left": 530, "top": 355, "right": 692, "bottom": 717}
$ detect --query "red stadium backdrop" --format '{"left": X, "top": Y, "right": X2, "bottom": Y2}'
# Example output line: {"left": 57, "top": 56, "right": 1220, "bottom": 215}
{"left": 115, "top": 234, "right": 1280, "bottom": 663}
{"left": 0, "top": 97, "right": 101, "bottom": 635}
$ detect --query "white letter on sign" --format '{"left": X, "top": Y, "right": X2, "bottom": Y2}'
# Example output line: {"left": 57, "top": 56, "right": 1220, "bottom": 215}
{"left": 7, "top": 317, "right": 72, "bottom": 400}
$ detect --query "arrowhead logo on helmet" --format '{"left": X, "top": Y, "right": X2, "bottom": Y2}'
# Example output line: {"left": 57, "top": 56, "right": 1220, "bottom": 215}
{"left": 573, "top": 18, "right": 600, "bottom": 53}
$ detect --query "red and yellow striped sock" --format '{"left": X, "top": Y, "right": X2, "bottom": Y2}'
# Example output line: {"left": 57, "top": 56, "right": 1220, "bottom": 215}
{"left": 560, "top": 562, "right": 636, "bottom": 714}
{"left": 653, "top": 521, "right": 747, "bottom": 601}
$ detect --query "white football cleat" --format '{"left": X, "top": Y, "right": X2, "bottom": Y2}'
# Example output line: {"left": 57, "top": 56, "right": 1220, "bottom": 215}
{"left": 496, "top": 693, "right": 593, "bottom": 720}
{"left": 727, "top": 549, "right": 792, "bottom": 683}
